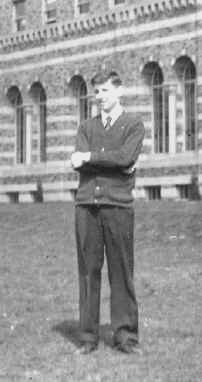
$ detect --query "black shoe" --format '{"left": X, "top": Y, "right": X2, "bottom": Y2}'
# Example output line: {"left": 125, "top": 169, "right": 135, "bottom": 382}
{"left": 75, "top": 342, "right": 98, "bottom": 355}
{"left": 115, "top": 342, "right": 142, "bottom": 354}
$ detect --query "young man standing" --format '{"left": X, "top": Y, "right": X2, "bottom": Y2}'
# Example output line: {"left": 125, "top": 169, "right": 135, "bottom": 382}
{"left": 71, "top": 71, "right": 145, "bottom": 354}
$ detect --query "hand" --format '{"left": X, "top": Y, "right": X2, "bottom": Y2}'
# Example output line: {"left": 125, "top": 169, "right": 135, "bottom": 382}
{"left": 71, "top": 152, "right": 91, "bottom": 169}
{"left": 71, "top": 152, "right": 83, "bottom": 168}
{"left": 122, "top": 162, "right": 136, "bottom": 175}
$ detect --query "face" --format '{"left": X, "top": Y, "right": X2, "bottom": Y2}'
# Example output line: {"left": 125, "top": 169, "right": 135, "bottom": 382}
{"left": 93, "top": 79, "right": 121, "bottom": 113}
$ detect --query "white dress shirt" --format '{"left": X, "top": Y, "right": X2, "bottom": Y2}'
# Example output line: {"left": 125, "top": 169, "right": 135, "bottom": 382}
{"left": 101, "top": 104, "right": 123, "bottom": 127}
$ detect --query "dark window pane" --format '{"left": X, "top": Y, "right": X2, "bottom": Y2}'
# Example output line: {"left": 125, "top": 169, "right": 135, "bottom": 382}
{"left": 185, "top": 80, "right": 196, "bottom": 150}
{"left": 153, "top": 82, "right": 169, "bottom": 153}
{"left": 40, "top": 102, "right": 47, "bottom": 162}
{"left": 46, "top": 9, "right": 56, "bottom": 21}
{"left": 16, "top": 18, "right": 26, "bottom": 31}
{"left": 115, "top": 0, "right": 125, "bottom": 4}
{"left": 15, "top": 1, "right": 25, "bottom": 17}
{"left": 78, "top": 2, "right": 89, "bottom": 14}
{"left": 16, "top": 105, "right": 26, "bottom": 164}
{"left": 14, "top": 0, "right": 26, "bottom": 31}
{"left": 46, "top": 0, "right": 56, "bottom": 22}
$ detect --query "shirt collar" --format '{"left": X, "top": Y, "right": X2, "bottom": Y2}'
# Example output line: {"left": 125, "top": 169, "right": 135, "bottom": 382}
{"left": 101, "top": 104, "right": 123, "bottom": 127}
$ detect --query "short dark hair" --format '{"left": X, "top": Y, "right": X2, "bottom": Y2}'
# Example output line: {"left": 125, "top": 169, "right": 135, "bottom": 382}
{"left": 91, "top": 71, "right": 122, "bottom": 87}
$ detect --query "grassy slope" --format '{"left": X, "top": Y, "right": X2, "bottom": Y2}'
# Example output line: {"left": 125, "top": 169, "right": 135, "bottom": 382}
{"left": 0, "top": 201, "right": 201, "bottom": 382}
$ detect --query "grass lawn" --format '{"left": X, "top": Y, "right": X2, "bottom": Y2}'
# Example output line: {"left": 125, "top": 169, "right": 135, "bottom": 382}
{"left": 0, "top": 200, "right": 202, "bottom": 382}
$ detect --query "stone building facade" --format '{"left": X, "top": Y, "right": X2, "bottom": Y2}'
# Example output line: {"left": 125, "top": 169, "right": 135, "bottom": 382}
{"left": 0, "top": 0, "right": 201, "bottom": 202}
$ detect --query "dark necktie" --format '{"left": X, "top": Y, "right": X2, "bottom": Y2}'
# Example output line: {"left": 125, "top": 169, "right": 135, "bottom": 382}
{"left": 105, "top": 116, "right": 112, "bottom": 130}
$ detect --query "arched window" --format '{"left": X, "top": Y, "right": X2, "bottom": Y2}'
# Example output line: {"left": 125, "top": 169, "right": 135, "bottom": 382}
{"left": 29, "top": 82, "right": 47, "bottom": 162}
{"left": 142, "top": 62, "right": 169, "bottom": 153}
{"left": 184, "top": 60, "right": 196, "bottom": 150}
{"left": 7, "top": 86, "right": 25, "bottom": 164}
{"left": 174, "top": 56, "right": 196, "bottom": 151}
{"left": 69, "top": 75, "right": 89, "bottom": 124}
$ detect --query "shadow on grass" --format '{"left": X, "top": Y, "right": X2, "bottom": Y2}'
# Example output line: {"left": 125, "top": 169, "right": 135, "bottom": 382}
{"left": 52, "top": 319, "right": 113, "bottom": 347}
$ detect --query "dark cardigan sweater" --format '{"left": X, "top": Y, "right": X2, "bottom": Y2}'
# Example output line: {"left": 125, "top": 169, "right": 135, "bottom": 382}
{"left": 74, "top": 111, "right": 145, "bottom": 207}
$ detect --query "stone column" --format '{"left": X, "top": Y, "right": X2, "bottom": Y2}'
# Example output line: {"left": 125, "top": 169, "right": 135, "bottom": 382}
{"left": 168, "top": 85, "right": 177, "bottom": 155}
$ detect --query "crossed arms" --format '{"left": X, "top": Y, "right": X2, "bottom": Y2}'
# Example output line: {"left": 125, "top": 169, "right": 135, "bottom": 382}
{"left": 71, "top": 120, "right": 145, "bottom": 174}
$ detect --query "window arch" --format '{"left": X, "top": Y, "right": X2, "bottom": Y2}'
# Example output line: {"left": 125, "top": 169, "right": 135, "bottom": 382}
{"left": 142, "top": 62, "right": 169, "bottom": 153}
{"left": 7, "top": 86, "right": 25, "bottom": 164}
{"left": 29, "top": 82, "right": 47, "bottom": 162}
{"left": 174, "top": 56, "right": 196, "bottom": 151}
{"left": 69, "top": 75, "right": 89, "bottom": 124}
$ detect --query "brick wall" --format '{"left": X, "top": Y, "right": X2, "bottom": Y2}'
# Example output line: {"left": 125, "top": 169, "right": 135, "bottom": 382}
{"left": 26, "top": 0, "right": 44, "bottom": 30}
{"left": 0, "top": 0, "right": 13, "bottom": 37}
{"left": 0, "top": 0, "right": 197, "bottom": 38}
{"left": 0, "top": 0, "right": 202, "bottom": 201}
{"left": 0, "top": 0, "right": 139, "bottom": 37}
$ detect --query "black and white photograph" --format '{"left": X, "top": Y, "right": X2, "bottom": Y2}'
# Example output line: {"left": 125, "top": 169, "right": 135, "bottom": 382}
{"left": 0, "top": 0, "right": 201, "bottom": 381}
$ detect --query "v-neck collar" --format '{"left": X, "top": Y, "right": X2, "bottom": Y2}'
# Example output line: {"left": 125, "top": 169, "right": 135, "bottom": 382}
{"left": 96, "top": 111, "right": 125, "bottom": 130}
{"left": 101, "top": 104, "right": 123, "bottom": 127}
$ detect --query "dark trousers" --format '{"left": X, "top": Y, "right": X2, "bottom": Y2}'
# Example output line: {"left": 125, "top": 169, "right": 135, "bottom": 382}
{"left": 75, "top": 205, "right": 138, "bottom": 346}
